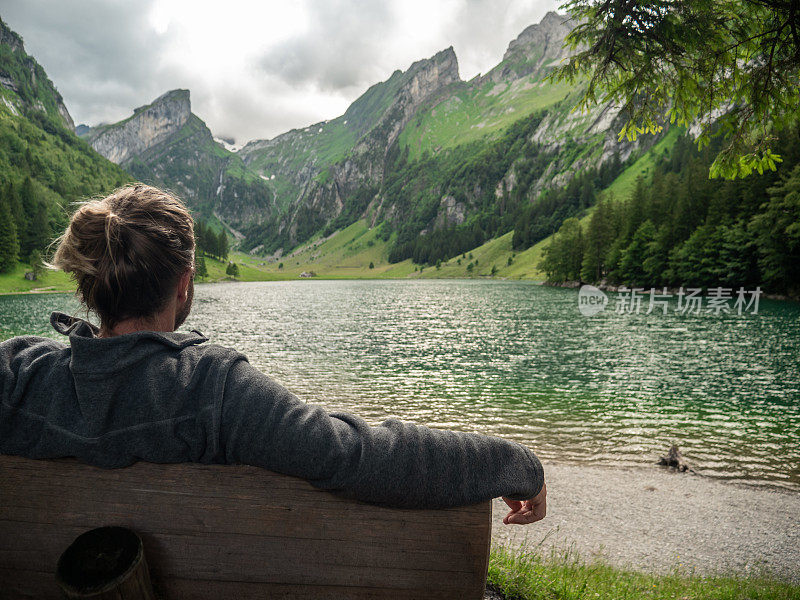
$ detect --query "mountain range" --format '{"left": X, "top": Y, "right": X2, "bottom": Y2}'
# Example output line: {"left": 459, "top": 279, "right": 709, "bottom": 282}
{"left": 2, "top": 11, "right": 797, "bottom": 298}
{"left": 75, "top": 11, "right": 662, "bottom": 259}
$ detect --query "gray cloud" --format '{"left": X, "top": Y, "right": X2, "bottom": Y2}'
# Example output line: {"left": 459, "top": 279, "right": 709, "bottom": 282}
{"left": 258, "top": 0, "right": 395, "bottom": 94}
{"left": 1, "top": 0, "right": 560, "bottom": 144}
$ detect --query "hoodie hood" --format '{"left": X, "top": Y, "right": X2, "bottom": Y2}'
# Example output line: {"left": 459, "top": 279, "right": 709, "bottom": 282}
{"left": 50, "top": 311, "right": 208, "bottom": 374}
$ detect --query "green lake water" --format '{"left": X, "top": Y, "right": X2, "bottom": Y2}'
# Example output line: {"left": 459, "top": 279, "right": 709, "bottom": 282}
{"left": 2, "top": 279, "right": 798, "bottom": 491}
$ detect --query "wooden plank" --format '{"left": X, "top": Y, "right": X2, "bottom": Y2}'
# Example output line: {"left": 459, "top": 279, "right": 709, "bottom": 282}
{"left": 0, "top": 456, "right": 491, "bottom": 599}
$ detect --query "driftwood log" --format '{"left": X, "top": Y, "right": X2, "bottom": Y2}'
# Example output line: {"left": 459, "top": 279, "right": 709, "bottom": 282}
{"left": 56, "top": 526, "right": 155, "bottom": 600}
{"left": 658, "top": 444, "right": 691, "bottom": 472}
{"left": 0, "top": 455, "right": 491, "bottom": 599}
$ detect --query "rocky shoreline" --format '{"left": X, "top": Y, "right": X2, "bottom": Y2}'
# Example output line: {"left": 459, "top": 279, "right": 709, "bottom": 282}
{"left": 490, "top": 462, "right": 800, "bottom": 583}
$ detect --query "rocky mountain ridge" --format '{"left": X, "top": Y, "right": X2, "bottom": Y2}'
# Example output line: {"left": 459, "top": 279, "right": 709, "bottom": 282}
{"left": 80, "top": 89, "right": 274, "bottom": 227}
{"left": 0, "top": 17, "right": 129, "bottom": 272}
{"left": 488, "top": 11, "right": 577, "bottom": 83}
{"left": 84, "top": 89, "right": 191, "bottom": 164}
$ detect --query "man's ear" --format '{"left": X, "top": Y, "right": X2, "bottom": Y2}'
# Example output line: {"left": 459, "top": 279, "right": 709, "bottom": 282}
{"left": 177, "top": 268, "right": 192, "bottom": 302}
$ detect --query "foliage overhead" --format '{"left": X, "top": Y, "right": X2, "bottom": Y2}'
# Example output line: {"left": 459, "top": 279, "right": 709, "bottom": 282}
{"left": 554, "top": 0, "right": 800, "bottom": 178}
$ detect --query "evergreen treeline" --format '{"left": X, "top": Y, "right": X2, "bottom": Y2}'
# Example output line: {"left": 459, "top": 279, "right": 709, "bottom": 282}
{"left": 512, "top": 154, "right": 622, "bottom": 249}
{"left": 385, "top": 113, "right": 548, "bottom": 264}
{"left": 539, "top": 130, "right": 800, "bottom": 295}
{"left": 194, "top": 220, "right": 229, "bottom": 261}
{"left": 0, "top": 178, "right": 51, "bottom": 272}
{"left": 0, "top": 120, "right": 129, "bottom": 274}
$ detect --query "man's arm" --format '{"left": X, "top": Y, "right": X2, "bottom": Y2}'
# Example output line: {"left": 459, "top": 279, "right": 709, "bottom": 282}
{"left": 218, "top": 357, "right": 545, "bottom": 510}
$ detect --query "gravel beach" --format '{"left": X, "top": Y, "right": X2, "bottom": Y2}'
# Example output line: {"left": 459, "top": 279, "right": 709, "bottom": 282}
{"left": 490, "top": 463, "right": 800, "bottom": 582}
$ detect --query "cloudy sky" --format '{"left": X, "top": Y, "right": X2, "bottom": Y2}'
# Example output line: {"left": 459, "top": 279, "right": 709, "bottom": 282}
{"left": 2, "top": 0, "right": 560, "bottom": 145}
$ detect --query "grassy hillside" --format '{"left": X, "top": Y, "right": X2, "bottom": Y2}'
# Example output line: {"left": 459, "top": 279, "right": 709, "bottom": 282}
{"left": 399, "top": 76, "right": 573, "bottom": 160}
{"left": 0, "top": 19, "right": 72, "bottom": 128}
{"left": 0, "top": 260, "right": 73, "bottom": 294}
{"left": 0, "top": 39, "right": 129, "bottom": 214}
{"left": 215, "top": 219, "right": 549, "bottom": 282}
{"left": 239, "top": 116, "right": 357, "bottom": 212}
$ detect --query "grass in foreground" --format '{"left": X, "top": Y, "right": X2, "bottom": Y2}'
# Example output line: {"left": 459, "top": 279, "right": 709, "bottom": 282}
{"left": 488, "top": 545, "right": 799, "bottom": 600}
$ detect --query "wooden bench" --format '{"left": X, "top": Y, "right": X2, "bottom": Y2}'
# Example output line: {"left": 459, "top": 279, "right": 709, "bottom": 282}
{"left": 0, "top": 455, "right": 491, "bottom": 599}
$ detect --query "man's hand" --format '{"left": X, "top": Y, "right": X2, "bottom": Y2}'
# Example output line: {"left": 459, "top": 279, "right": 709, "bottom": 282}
{"left": 501, "top": 481, "right": 546, "bottom": 525}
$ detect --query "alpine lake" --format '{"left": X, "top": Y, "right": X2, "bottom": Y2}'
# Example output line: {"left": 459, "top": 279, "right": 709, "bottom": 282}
{"left": 2, "top": 279, "right": 798, "bottom": 491}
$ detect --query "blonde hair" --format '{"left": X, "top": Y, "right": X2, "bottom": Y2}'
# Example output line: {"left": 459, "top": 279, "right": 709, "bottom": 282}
{"left": 49, "top": 184, "right": 195, "bottom": 329}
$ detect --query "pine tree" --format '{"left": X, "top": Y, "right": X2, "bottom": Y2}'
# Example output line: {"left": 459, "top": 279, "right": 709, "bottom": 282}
{"left": 581, "top": 197, "right": 617, "bottom": 282}
{"left": 751, "top": 164, "right": 800, "bottom": 294}
{"left": 29, "top": 249, "right": 44, "bottom": 280}
{"left": 19, "top": 177, "right": 45, "bottom": 258}
{"left": 539, "top": 217, "right": 584, "bottom": 282}
{"left": 195, "top": 255, "right": 208, "bottom": 279}
{"left": 217, "top": 230, "right": 229, "bottom": 261}
{"left": 27, "top": 203, "right": 50, "bottom": 257}
{"left": 5, "top": 181, "right": 26, "bottom": 238}
{"left": 0, "top": 196, "right": 20, "bottom": 273}
{"left": 620, "top": 220, "right": 656, "bottom": 286}
{"left": 557, "top": 0, "right": 797, "bottom": 177}
{"left": 195, "top": 221, "right": 208, "bottom": 255}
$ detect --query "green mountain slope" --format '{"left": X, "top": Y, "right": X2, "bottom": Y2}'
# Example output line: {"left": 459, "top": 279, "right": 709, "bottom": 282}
{"left": 0, "top": 17, "right": 129, "bottom": 281}
{"left": 237, "top": 12, "right": 664, "bottom": 262}
{"left": 238, "top": 46, "right": 461, "bottom": 250}
{"left": 399, "top": 76, "right": 574, "bottom": 159}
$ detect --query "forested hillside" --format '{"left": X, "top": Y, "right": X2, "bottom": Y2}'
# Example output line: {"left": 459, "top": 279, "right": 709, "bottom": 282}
{"left": 539, "top": 129, "right": 800, "bottom": 296}
{"left": 0, "top": 18, "right": 129, "bottom": 274}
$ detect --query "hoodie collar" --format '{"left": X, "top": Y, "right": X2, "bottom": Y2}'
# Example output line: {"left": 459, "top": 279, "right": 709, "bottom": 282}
{"left": 50, "top": 311, "right": 209, "bottom": 373}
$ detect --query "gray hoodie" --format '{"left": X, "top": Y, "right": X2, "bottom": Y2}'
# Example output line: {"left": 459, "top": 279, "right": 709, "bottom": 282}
{"left": 0, "top": 311, "right": 544, "bottom": 508}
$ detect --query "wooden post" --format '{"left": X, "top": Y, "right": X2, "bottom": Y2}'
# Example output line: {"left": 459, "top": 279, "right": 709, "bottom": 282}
{"left": 55, "top": 526, "right": 155, "bottom": 600}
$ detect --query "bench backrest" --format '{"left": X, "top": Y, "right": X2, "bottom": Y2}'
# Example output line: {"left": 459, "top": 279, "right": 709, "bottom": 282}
{"left": 0, "top": 455, "right": 491, "bottom": 599}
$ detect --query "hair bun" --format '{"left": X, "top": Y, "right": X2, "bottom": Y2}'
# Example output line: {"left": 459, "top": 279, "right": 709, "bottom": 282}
{"left": 50, "top": 185, "right": 195, "bottom": 329}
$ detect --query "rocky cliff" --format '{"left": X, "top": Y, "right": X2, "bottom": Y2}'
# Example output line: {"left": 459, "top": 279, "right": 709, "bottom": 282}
{"left": 84, "top": 89, "right": 190, "bottom": 164}
{"left": 488, "top": 11, "right": 576, "bottom": 82}
{"left": 239, "top": 46, "right": 461, "bottom": 247}
{"left": 82, "top": 89, "right": 274, "bottom": 226}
